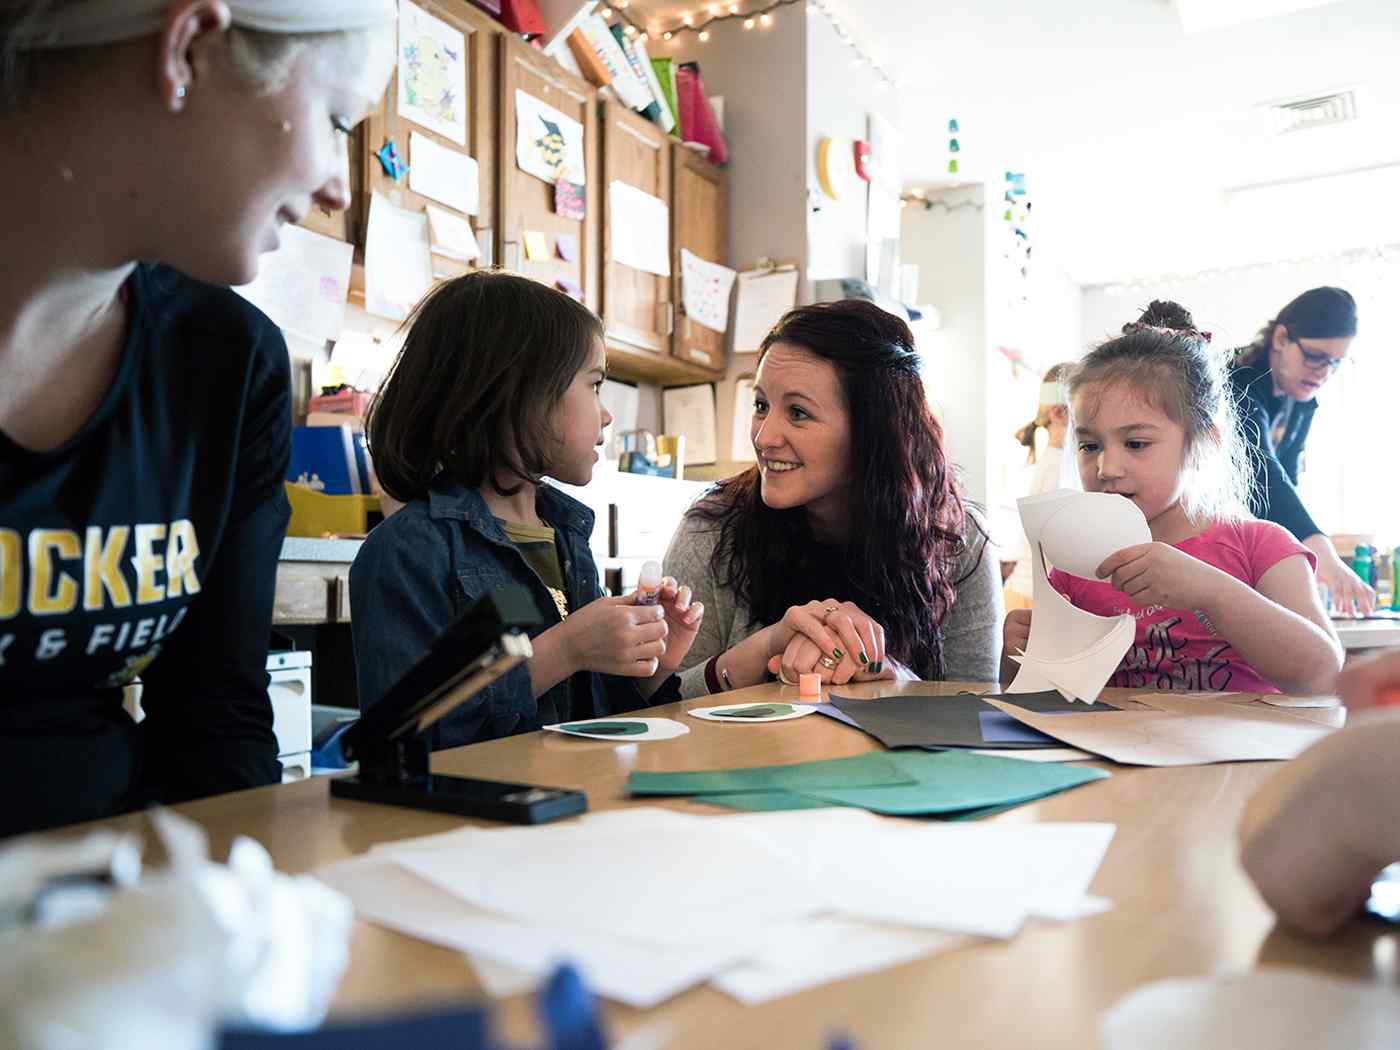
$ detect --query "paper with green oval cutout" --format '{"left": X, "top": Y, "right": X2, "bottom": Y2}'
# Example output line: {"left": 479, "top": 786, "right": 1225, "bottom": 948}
{"left": 544, "top": 717, "right": 690, "bottom": 741}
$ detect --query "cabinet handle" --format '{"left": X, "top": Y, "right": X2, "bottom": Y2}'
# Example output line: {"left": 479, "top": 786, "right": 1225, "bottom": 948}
{"left": 663, "top": 302, "right": 675, "bottom": 335}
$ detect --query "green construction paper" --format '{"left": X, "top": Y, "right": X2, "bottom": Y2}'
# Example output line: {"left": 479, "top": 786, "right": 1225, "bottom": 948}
{"left": 691, "top": 790, "right": 838, "bottom": 812}
{"left": 711, "top": 704, "right": 796, "bottom": 719}
{"left": 626, "top": 751, "right": 914, "bottom": 797}
{"left": 559, "top": 721, "right": 647, "bottom": 737}
{"left": 798, "top": 750, "right": 1108, "bottom": 815}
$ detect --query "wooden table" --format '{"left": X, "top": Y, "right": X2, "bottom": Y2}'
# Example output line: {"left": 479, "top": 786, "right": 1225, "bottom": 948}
{"left": 1333, "top": 617, "right": 1400, "bottom": 653}
{"left": 47, "top": 682, "right": 1400, "bottom": 1048}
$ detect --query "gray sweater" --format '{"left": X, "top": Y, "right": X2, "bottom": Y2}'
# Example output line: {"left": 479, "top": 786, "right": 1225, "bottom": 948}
{"left": 663, "top": 503, "right": 1004, "bottom": 697}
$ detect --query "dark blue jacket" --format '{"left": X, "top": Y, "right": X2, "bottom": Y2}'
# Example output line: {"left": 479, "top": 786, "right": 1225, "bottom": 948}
{"left": 349, "top": 478, "right": 677, "bottom": 749}
{"left": 1228, "top": 359, "right": 1321, "bottom": 541}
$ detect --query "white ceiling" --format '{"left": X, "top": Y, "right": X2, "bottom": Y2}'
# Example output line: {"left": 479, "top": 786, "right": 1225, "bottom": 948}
{"left": 627, "top": 0, "right": 1400, "bottom": 284}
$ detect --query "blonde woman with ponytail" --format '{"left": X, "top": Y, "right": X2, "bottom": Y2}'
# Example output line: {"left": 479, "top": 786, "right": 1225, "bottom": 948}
{"left": 1014, "top": 361, "right": 1077, "bottom": 496}
{"left": 0, "top": 1, "right": 396, "bottom": 834}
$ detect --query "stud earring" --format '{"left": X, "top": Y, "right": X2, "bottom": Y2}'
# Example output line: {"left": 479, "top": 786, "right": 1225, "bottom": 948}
{"left": 175, "top": 85, "right": 187, "bottom": 99}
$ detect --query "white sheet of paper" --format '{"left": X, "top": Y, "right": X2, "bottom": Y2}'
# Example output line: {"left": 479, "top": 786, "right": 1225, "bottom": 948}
{"left": 711, "top": 917, "right": 967, "bottom": 1005}
{"left": 313, "top": 856, "right": 745, "bottom": 1009}
{"left": 397, "top": 1, "right": 467, "bottom": 145}
{"left": 680, "top": 248, "right": 737, "bottom": 333}
{"left": 233, "top": 224, "right": 352, "bottom": 344}
{"left": 344, "top": 808, "right": 1116, "bottom": 1004}
{"left": 1010, "top": 615, "right": 1137, "bottom": 704}
{"left": 425, "top": 204, "right": 481, "bottom": 262}
{"left": 1101, "top": 970, "right": 1400, "bottom": 1050}
{"left": 1040, "top": 492, "right": 1152, "bottom": 579}
{"left": 662, "top": 384, "right": 717, "bottom": 465}
{"left": 364, "top": 192, "right": 434, "bottom": 322}
{"left": 384, "top": 812, "right": 826, "bottom": 950}
{"left": 542, "top": 716, "right": 689, "bottom": 742}
{"left": 985, "top": 694, "right": 1336, "bottom": 766}
{"left": 608, "top": 181, "right": 671, "bottom": 276}
{"left": 688, "top": 703, "right": 817, "bottom": 723}
{"left": 718, "top": 811, "right": 1116, "bottom": 940}
{"left": 515, "top": 89, "right": 586, "bottom": 185}
{"left": 732, "top": 267, "right": 799, "bottom": 355}
{"left": 409, "top": 132, "right": 479, "bottom": 215}
{"left": 1009, "top": 490, "right": 1145, "bottom": 701}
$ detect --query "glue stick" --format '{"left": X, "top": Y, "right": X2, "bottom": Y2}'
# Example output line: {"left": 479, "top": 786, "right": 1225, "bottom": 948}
{"left": 634, "top": 560, "right": 663, "bottom": 605}
{"left": 798, "top": 673, "right": 822, "bottom": 702}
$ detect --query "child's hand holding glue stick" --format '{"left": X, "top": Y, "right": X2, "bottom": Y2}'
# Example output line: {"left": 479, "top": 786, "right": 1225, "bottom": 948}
{"left": 635, "top": 560, "right": 705, "bottom": 677}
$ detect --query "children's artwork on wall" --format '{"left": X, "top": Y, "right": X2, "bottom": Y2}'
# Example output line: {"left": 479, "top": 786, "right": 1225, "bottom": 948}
{"left": 397, "top": 1, "right": 467, "bottom": 146}
{"left": 554, "top": 176, "right": 586, "bottom": 220}
{"left": 376, "top": 138, "right": 408, "bottom": 181}
{"left": 680, "top": 248, "right": 737, "bottom": 333}
{"left": 515, "top": 89, "right": 586, "bottom": 186}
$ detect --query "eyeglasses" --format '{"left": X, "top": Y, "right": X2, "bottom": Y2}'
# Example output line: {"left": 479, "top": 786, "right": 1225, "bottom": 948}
{"left": 1288, "top": 330, "right": 1347, "bottom": 373}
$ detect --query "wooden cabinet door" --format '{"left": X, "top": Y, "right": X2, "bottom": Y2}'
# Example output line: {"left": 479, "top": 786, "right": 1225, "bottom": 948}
{"left": 600, "top": 100, "right": 673, "bottom": 364}
{"left": 358, "top": 0, "right": 500, "bottom": 278}
{"left": 498, "top": 36, "right": 599, "bottom": 309}
{"left": 670, "top": 144, "right": 729, "bottom": 375}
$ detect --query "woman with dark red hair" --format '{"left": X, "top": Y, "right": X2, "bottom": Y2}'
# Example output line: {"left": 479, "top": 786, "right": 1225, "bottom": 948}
{"left": 664, "top": 299, "right": 1003, "bottom": 696}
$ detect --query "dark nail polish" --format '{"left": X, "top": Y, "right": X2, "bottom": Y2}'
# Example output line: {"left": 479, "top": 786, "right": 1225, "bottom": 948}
{"left": 872, "top": 662, "right": 882, "bottom": 674}
{"left": 859, "top": 652, "right": 868, "bottom": 664}
{"left": 832, "top": 648, "right": 843, "bottom": 660}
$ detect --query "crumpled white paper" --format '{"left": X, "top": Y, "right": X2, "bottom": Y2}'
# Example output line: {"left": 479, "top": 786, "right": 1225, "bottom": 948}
{"left": 0, "top": 809, "right": 353, "bottom": 1050}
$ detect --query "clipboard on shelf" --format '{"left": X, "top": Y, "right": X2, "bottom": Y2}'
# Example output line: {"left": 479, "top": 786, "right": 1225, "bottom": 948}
{"left": 731, "top": 258, "right": 800, "bottom": 356}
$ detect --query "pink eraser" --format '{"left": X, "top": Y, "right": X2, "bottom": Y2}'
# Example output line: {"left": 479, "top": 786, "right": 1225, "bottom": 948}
{"left": 798, "top": 673, "right": 822, "bottom": 701}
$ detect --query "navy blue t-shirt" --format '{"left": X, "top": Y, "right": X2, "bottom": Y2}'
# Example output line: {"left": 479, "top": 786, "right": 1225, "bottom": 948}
{"left": 0, "top": 264, "right": 290, "bottom": 835}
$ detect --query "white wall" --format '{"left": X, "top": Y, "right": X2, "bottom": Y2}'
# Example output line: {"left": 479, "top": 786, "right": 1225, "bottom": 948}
{"left": 653, "top": 13, "right": 809, "bottom": 473}
{"left": 1081, "top": 248, "right": 1400, "bottom": 537}
{"left": 803, "top": 11, "right": 901, "bottom": 289}
{"left": 902, "top": 186, "right": 991, "bottom": 504}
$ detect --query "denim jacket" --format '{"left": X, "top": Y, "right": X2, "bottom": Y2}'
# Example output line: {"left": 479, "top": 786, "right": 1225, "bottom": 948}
{"left": 349, "top": 477, "right": 678, "bottom": 749}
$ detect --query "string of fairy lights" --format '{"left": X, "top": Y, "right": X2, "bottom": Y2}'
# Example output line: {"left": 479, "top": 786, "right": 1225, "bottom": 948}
{"left": 596, "top": 0, "right": 896, "bottom": 88}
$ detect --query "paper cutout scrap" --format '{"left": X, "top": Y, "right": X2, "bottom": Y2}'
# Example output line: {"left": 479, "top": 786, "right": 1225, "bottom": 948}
{"left": 1008, "top": 489, "right": 1149, "bottom": 703}
{"left": 555, "top": 232, "right": 579, "bottom": 262}
{"left": 555, "top": 278, "right": 583, "bottom": 302}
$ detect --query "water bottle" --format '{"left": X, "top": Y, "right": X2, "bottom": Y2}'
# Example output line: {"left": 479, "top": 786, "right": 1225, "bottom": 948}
{"left": 1352, "top": 544, "right": 1374, "bottom": 596}
{"left": 1392, "top": 546, "right": 1400, "bottom": 611}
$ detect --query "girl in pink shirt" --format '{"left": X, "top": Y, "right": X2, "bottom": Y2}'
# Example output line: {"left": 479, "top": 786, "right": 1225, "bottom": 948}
{"left": 1003, "top": 301, "right": 1343, "bottom": 695}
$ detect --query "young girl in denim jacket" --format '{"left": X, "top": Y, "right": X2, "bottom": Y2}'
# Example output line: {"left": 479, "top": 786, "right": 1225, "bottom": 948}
{"left": 350, "top": 272, "right": 704, "bottom": 747}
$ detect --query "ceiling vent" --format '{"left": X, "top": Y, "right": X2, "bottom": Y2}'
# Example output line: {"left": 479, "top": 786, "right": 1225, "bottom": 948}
{"left": 1267, "top": 90, "right": 1359, "bottom": 134}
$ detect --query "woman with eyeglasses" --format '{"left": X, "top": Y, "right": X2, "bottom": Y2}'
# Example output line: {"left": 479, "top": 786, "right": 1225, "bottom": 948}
{"left": 1228, "top": 287, "right": 1373, "bottom": 614}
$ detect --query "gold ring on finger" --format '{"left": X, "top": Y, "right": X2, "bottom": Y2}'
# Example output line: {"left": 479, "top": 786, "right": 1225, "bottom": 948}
{"left": 818, "top": 655, "right": 838, "bottom": 671}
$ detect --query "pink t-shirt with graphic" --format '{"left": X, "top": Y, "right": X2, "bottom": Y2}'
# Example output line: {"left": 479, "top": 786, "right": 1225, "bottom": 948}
{"left": 1049, "top": 520, "right": 1316, "bottom": 694}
